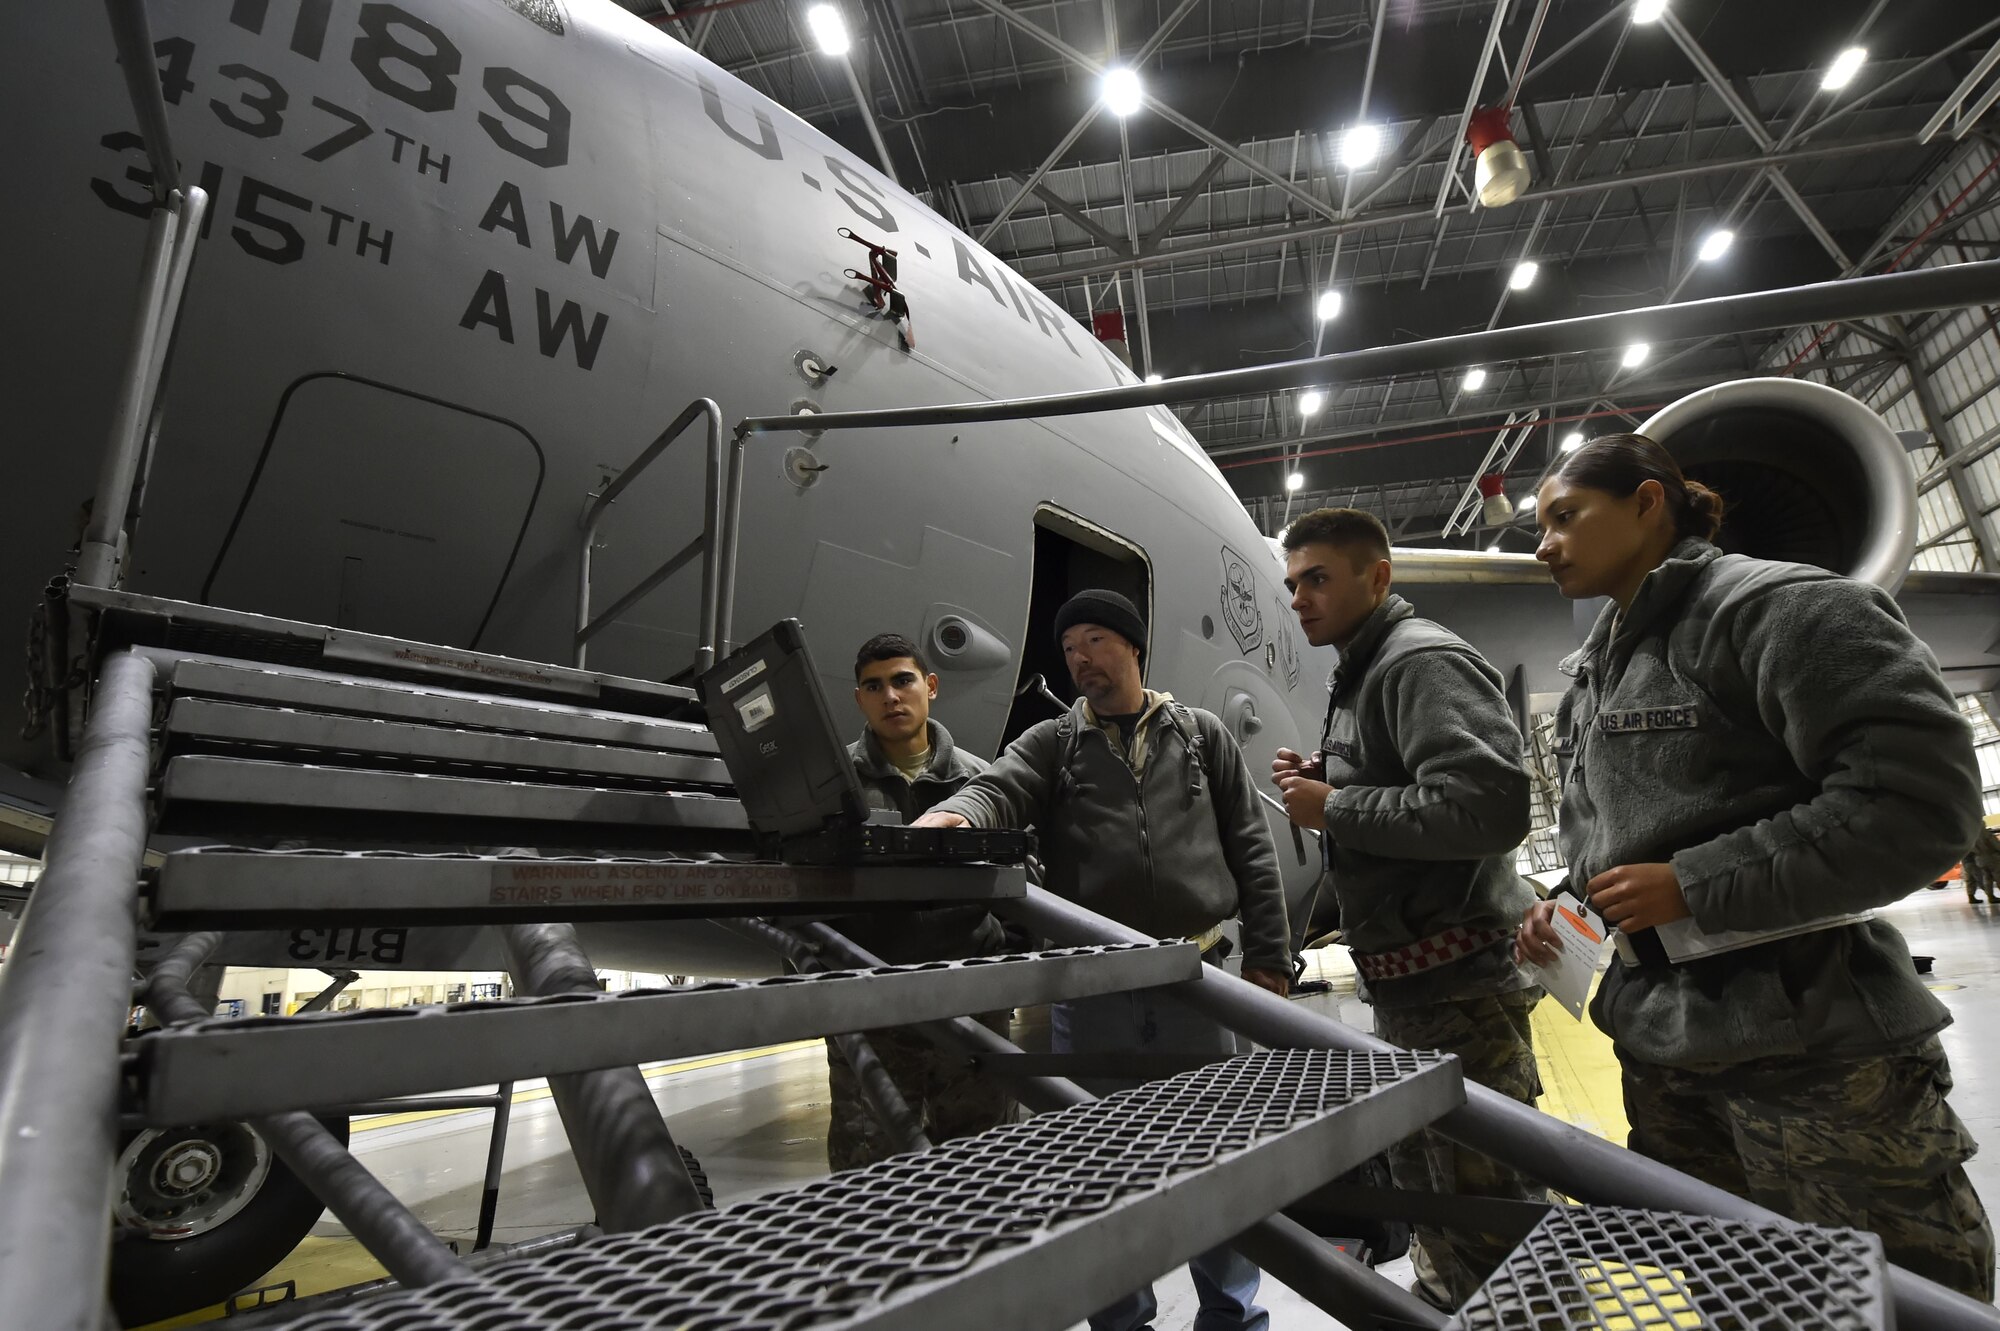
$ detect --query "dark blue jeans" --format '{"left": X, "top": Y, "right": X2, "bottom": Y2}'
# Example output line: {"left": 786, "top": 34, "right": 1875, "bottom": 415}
{"left": 1051, "top": 990, "right": 1270, "bottom": 1331}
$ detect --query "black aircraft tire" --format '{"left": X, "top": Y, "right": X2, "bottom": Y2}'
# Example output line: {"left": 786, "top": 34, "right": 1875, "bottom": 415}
{"left": 679, "top": 1144, "right": 714, "bottom": 1208}
{"left": 109, "top": 1116, "right": 348, "bottom": 1327}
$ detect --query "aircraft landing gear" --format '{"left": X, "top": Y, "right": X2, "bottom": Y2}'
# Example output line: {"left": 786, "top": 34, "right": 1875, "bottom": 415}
{"left": 108, "top": 1115, "right": 348, "bottom": 1327}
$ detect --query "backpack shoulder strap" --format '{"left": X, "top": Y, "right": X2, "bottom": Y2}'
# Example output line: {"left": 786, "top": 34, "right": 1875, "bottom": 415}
{"left": 1161, "top": 703, "right": 1212, "bottom": 809}
{"left": 1052, "top": 711, "right": 1082, "bottom": 794}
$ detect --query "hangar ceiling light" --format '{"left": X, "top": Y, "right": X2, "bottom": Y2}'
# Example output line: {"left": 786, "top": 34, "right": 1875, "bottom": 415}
{"left": 1340, "top": 125, "right": 1382, "bottom": 169}
{"left": 1102, "top": 68, "right": 1143, "bottom": 117}
{"left": 1822, "top": 47, "right": 1867, "bottom": 91}
{"left": 806, "top": 4, "right": 850, "bottom": 56}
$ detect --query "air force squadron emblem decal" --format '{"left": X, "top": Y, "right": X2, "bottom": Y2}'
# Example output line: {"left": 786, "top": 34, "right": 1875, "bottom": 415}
{"left": 1219, "top": 545, "right": 1263, "bottom": 654}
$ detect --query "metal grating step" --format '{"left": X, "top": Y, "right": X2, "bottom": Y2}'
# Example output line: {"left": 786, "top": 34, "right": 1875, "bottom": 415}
{"left": 155, "top": 757, "right": 748, "bottom": 845}
{"left": 1450, "top": 1205, "right": 1889, "bottom": 1330}
{"left": 73, "top": 583, "right": 694, "bottom": 708}
{"left": 162, "top": 698, "right": 731, "bottom": 789}
{"left": 126, "top": 942, "right": 1203, "bottom": 1123}
{"left": 274, "top": 1049, "right": 1464, "bottom": 1331}
{"left": 150, "top": 847, "right": 1025, "bottom": 927}
{"left": 163, "top": 658, "right": 717, "bottom": 753}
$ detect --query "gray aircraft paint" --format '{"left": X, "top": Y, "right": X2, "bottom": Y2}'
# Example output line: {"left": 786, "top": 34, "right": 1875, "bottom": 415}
{"left": 4, "top": 0, "right": 1323, "bottom": 923}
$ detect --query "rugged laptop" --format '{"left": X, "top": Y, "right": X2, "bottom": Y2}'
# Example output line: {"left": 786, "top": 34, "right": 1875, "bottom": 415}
{"left": 699, "top": 620, "right": 1029, "bottom": 866}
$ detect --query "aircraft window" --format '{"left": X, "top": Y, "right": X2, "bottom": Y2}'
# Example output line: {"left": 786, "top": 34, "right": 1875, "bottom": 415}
{"left": 491, "top": 0, "right": 568, "bottom": 36}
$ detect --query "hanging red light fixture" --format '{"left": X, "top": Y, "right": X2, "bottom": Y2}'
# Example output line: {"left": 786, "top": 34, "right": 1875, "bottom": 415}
{"left": 1092, "top": 309, "right": 1131, "bottom": 369}
{"left": 1477, "top": 473, "right": 1513, "bottom": 525}
{"left": 1466, "top": 105, "right": 1530, "bottom": 208}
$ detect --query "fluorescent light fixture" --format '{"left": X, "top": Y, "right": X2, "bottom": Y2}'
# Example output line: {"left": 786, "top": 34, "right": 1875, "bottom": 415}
{"left": 1561, "top": 431, "right": 1585, "bottom": 453}
{"left": 1632, "top": 0, "right": 1667, "bottom": 23}
{"left": 1462, "top": 366, "right": 1489, "bottom": 391}
{"left": 1299, "top": 389, "right": 1326, "bottom": 417}
{"left": 1822, "top": 46, "right": 1866, "bottom": 91}
{"left": 1621, "top": 342, "right": 1650, "bottom": 368}
{"left": 806, "top": 3, "right": 850, "bottom": 56}
{"left": 1286, "top": 472, "right": 1305, "bottom": 492}
{"left": 1102, "top": 67, "right": 1143, "bottom": 117}
{"left": 1697, "top": 229, "right": 1735, "bottom": 262}
{"left": 1315, "top": 289, "right": 1344, "bottom": 321}
{"left": 1144, "top": 372, "right": 1163, "bottom": 383}
{"left": 1508, "top": 259, "right": 1539, "bottom": 291}
{"left": 1340, "top": 124, "right": 1381, "bottom": 169}
{"left": 1517, "top": 493, "right": 1537, "bottom": 512}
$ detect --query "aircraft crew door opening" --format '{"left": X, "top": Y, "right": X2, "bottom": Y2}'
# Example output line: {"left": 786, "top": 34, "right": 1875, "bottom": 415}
{"left": 1000, "top": 506, "right": 1152, "bottom": 749}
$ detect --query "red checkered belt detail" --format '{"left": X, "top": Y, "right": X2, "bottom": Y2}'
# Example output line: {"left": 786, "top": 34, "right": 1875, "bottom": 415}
{"left": 1351, "top": 926, "right": 1514, "bottom": 982}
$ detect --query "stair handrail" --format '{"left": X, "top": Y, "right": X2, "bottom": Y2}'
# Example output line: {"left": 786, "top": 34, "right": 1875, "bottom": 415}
{"left": 0, "top": 651, "right": 157, "bottom": 1329}
{"left": 77, "top": 0, "right": 209, "bottom": 590}
{"left": 576, "top": 398, "right": 740, "bottom": 676}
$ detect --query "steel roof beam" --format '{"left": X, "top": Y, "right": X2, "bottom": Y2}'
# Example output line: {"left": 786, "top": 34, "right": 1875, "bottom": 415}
{"left": 950, "top": 0, "right": 1345, "bottom": 225}
{"left": 1024, "top": 130, "right": 1916, "bottom": 284}
{"left": 970, "top": 0, "right": 1203, "bottom": 246}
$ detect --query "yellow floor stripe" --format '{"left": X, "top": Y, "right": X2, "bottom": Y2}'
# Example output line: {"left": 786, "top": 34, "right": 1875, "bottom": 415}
{"left": 349, "top": 1039, "right": 822, "bottom": 1132}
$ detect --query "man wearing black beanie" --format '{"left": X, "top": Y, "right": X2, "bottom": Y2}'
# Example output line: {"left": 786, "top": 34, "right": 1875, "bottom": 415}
{"left": 918, "top": 587, "right": 1289, "bottom": 1331}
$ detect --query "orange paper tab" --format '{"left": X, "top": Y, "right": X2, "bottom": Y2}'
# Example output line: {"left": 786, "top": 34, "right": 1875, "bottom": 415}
{"left": 1557, "top": 905, "right": 1602, "bottom": 943}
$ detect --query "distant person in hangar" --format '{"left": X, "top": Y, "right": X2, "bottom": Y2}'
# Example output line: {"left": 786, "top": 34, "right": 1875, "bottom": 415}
{"left": 1516, "top": 433, "right": 1994, "bottom": 1300}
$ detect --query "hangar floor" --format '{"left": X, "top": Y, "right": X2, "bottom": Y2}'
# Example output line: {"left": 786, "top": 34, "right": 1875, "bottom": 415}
{"left": 144, "top": 885, "right": 2000, "bottom": 1328}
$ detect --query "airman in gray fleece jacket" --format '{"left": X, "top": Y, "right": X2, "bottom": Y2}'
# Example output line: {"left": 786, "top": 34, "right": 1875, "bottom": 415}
{"left": 927, "top": 692, "right": 1291, "bottom": 977}
{"left": 920, "top": 588, "right": 1284, "bottom": 1331}
{"left": 1558, "top": 540, "right": 1982, "bottom": 1068}
{"left": 1314, "top": 595, "right": 1538, "bottom": 1001}
{"left": 1519, "top": 432, "right": 1993, "bottom": 1302}
{"left": 1277, "top": 509, "right": 1544, "bottom": 1312}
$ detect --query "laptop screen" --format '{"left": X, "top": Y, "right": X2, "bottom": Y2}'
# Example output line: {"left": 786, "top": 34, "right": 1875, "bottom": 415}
{"left": 698, "top": 620, "right": 873, "bottom": 838}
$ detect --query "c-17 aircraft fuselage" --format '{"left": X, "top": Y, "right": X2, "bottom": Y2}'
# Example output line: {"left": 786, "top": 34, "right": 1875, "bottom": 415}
{"left": 9, "top": 0, "right": 1338, "bottom": 960}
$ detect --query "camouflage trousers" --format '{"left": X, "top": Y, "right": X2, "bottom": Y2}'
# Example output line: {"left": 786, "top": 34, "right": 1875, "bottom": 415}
{"left": 1967, "top": 859, "right": 1999, "bottom": 905}
{"left": 824, "top": 1012, "right": 1015, "bottom": 1172}
{"left": 1622, "top": 1041, "right": 1996, "bottom": 1303}
{"left": 1373, "top": 988, "right": 1550, "bottom": 1310}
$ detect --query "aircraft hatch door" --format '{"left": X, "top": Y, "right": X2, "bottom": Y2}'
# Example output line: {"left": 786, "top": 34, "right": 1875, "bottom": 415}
{"left": 204, "top": 375, "right": 544, "bottom": 649}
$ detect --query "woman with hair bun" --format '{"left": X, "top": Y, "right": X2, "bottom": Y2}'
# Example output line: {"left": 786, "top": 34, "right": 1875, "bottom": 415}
{"left": 1515, "top": 432, "right": 1994, "bottom": 1299}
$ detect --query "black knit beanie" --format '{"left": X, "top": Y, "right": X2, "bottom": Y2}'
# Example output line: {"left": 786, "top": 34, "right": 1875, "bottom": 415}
{"left": 1053, "top": 589, "right": 1146, "bottom": 656}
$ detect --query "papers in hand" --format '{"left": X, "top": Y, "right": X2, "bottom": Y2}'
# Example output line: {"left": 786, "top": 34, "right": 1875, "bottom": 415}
{"left": 1609, "top": 910, "right": 1875, "bottom": 965}
{"left": 1529, "top": 893, "right": 1609, "bottom": 1021}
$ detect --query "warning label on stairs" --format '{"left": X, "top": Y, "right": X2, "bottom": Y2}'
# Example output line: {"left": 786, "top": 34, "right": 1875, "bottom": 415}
{"left": 489, "top": 861, "right": 858, "bottom": 907}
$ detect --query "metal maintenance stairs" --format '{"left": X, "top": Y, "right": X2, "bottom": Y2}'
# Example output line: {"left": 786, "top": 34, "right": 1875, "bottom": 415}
{"left": 0, "top": 593, "right": 1916, "bottom": 1330}
{"left": 0, "top": 591, "right": 1920, "bottom": 1327}
{"left": 272, "top": 1049, "right": 1464, "bottom": 1331}
{"left": 127, "top": 942, "right": 1199, "bottom": 1123}
{"left": 1451, "top": 1204, "right": 1893, "bottom": 1331}
{"left": 144, "top": 650, "right": 746, "bottom": 853}
{"left": 4, "top": 587, "right": 1454, "bottom": 1329}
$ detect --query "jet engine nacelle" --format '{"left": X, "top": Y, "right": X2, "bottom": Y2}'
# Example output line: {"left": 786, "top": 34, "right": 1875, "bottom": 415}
{"left": 1639, "top": 377, "right": 1919, "bottom": 592}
